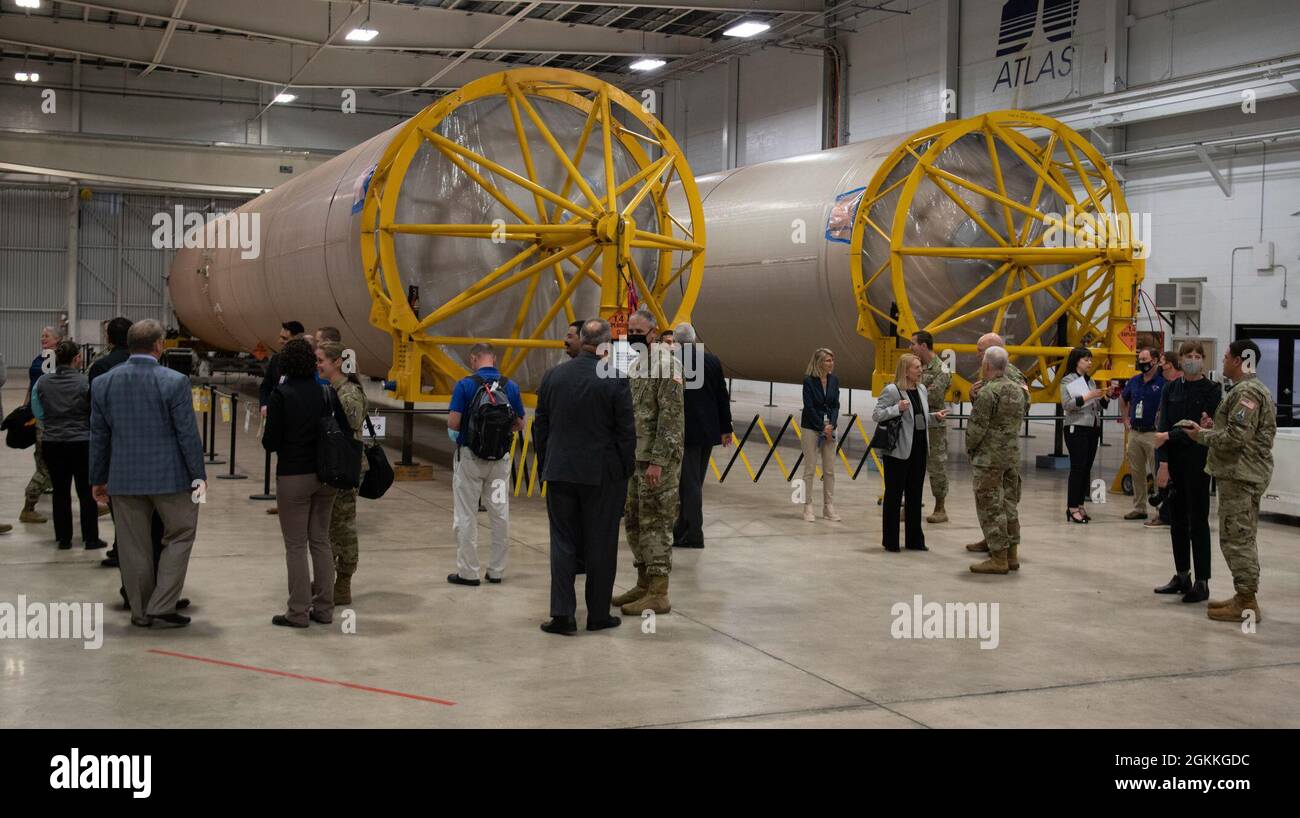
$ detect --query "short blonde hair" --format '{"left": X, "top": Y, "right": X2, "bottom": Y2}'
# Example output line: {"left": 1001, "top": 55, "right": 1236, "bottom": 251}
{"left": 894, "top": 353, "right": 920, "bottom": 387}
{"left": 806, "top": 348, "right": 834, "bottom": 378}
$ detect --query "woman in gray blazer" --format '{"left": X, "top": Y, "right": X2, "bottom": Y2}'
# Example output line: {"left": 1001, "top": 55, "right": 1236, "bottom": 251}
{"left": 1059, "top": 347, "right": 1110, "bottom": 524}
{"left": 873, "top": 353, "right": 949, "bottom": 551}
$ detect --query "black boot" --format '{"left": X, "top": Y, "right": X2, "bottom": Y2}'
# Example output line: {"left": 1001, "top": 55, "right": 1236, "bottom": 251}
{"left": 1182, "top": 580, "right": 1209, "bottom": 603}
{"left": 540, "top": 616, "right": 577, "bottom": 635}
{"left": 1154, "top": 573, "right": 1191, "bottom": 594}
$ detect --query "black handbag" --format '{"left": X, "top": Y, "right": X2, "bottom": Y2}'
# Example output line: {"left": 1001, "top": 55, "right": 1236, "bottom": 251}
{"left": 2, "top": 404, "right": 37, "bottom": 449}
{"left": 316, "top": 386, "right": 363, "bottom": 490}
{"left": 358, "top": 415, "right": 394, "bottom": 500}
{"left": 868, "top": 385, "right": 904, "bottom": 452}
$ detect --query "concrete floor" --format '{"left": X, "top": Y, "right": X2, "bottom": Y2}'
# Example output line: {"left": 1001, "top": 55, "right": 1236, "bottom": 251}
{"left": 1, "top": 380, "right": 1296, "bottom": 728}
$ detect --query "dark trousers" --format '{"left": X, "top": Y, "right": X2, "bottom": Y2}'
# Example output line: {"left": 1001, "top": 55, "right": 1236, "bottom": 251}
{"left": 43, "top": 439, "right": 99, "bottom": 546}
{"left": 547, "top": 479, "right": 627, "bottom": 620}
{"left": 882, "top": 433, "right": 927, "bottom": 550}
{"left": 1167, "top": 458, "right": 1212, "bottom": 580}
{"left": 673, "top": 444, "right": 712, "bottom": 547}
{"left": 1063, "top": 424, "right": 1100, "bottom": 508}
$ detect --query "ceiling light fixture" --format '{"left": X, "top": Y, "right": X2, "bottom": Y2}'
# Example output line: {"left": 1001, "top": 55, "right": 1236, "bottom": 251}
{"left": 14, "top": 72, "right": 30, "bottom": 82}
{"left": 29, "top": 71, "right": 39, "bottom": 82}
{"left": 630, "top": 58, "right": 666, "bottom": 72}
{"left": 723, "top": 21, "right": 771, "bottom": 38}
{"left": 274, "top": 93, "right": 296, "bottom": 104}
{"left": 346, "top": 27, "right": 378, "bottom": 42}
{"left": 16, "top": 0, "right": 43, "bottom": 10}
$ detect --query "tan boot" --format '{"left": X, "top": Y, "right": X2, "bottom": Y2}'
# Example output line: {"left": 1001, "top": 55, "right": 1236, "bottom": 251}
{"left": 823, "top": 504, "right": 842, "bottom": 522}
{"left": 802, "top": 504, "right": 815, "bottom": 522}
{"left": 970, "top": 549, "right": 1010, "bottom": 574}
{"left": 926, "top": 498, "right": 948, "bottom": 524}
{"left": 622, "top": 574, "right": 670, "bottom": 615}
{"left": 333, "top": 572, "right": 353, "bottom": 605}
{"left": 611, "top": 565, "right": 649, "bottom": 607}
{"left": 1006, "top": 544, "right": 1019, "bottom": 571}
{"left": 1207, "top": 592, "right": 1261, "bottom": 623}
{"left": 965, "top": 539, "right": 988, "bottom": 553}
{"left": 1207, "top": 594, "right": 1236, "bottom": 609}
{"left": 20, "top": 501, "right": 47, "bottom": 524}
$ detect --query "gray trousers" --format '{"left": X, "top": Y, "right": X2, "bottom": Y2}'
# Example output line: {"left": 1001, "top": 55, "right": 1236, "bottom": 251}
{"left": 276, "top": 473, "right": 337, "bottom": 624}
{"left": 115, "top": 492, "right": 198, "bottom": 619}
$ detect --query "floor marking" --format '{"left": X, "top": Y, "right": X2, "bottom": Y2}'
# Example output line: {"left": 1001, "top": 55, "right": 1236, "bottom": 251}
{"left": 147, "top": 649, "right": 456, "bottom": 706}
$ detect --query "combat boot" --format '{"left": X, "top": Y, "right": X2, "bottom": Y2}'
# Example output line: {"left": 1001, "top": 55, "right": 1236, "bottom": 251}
{"left": 965, "top": 538, "right": 988, "bottom": 552}
{"left": 1207, "top": 593, "right": 1261, "bottom": 623}
{"left": 926, "top": 498, "right": 948, "bottom": 524}
{"left": 19, "top": 501, "right": 47, "bottom": 524}
{"left": 611, "top": 565, "right": 649, "bottom": 607}
{"left": 1006, "top": 543, "right": 1019, "bottom": 571}
{"left": 622, "top": 574, "right": 670, "bottom": 616}
{"left": 334, "top": 572, "right": 353, "bottom": 605}
{"left": 970, "top": 550, "right": 1009, "bottom": 574}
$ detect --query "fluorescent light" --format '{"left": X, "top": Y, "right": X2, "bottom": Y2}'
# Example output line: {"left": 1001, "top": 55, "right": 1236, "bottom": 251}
{"left": 723, "top": 21, "right": 770, "bottom": 38}
{"left": 14, "top": 72, "right": 29, "bottom": 82}
{"left": 17, "top": 0, "right": 43, "bottom": 9}
{"left": 346, "top": 27, "right": 379, "bottom": 42}
{"left": 630, "top": 58, "right": 666, "bottom": 72}
{"left": 274, "top": 93, "right": 296, "bottom": 104}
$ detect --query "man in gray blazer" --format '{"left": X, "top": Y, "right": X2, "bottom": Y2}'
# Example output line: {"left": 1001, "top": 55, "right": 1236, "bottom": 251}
{"left": 90, "top": 319, "right": 206, "bottom": 629}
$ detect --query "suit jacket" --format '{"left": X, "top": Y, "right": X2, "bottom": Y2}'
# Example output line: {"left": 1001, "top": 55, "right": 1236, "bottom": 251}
{"left": 258, "top": 352, "right": 282, "bottom": 407}
{"left": 684, "top": 347, "right": 732, "bottom": 448}
{"left": 871, "top": 382, "right": 943, "bottom": 460}
{"left": 90, "top": 355, "right": 207, "bottom": 495}
{"left": 533, "top": 351, "right": 636, "bottom": 486}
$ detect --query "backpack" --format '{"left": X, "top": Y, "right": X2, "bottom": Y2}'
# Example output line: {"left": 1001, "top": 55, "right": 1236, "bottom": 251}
{"left": 461, "top": 375, "right": 516, "bottom": 461}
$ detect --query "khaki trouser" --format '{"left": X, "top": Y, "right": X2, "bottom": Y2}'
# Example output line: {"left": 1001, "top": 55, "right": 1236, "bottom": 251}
{"left": 799, "top": 428, "right": 836, "bottom": 509}
{"left": 276, "top": 473, "right": 337, "bottom": 624}
{"left": 452, "top": 450, "right": 511, "bottom": 581}
{"left": 1125, "top": 429, "right": 1157, "bottom": 514}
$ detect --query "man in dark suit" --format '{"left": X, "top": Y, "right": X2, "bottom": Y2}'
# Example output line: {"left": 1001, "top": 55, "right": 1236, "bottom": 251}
{"left": 258, "top": 320, "right": 305, "bottom": 417}
{"left": 672, "top": 324, "right": 732, "bottom": 549}
{"left": 533, "top": 319, "right": 636, "bottom": 635}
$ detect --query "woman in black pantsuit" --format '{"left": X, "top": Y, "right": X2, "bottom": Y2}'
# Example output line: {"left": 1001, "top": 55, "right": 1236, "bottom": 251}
{"left": 1059, "top": 347, "right": 1110, "bottom": 524}
{"left": 872, "top": 353, "right": 949, "bottom": 552}
{"left": 1152, "top": 341, "right": 1221, "bottom": 603}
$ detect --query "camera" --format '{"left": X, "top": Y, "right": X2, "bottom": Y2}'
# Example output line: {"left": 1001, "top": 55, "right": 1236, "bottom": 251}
{"left": 1148, "top": 476, "right": 1176, "bottom": 508}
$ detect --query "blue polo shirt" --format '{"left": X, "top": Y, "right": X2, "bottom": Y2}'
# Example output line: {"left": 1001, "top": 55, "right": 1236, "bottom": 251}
{"left": 449, "top": 367, "right": 525, "bottom": 419}
{"left": 1121, "top": 371, "right": 1165, "bottom": 430}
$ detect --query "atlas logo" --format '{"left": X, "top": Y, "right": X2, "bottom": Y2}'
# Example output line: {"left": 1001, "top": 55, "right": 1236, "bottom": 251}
{"left": 992, "top": 0, "right": 1077, "bottom": 92}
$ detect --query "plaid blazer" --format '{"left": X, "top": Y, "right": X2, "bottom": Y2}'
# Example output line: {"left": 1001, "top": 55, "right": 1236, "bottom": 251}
{"left": 90, "top": 356, "right": 207, "bottom": 495}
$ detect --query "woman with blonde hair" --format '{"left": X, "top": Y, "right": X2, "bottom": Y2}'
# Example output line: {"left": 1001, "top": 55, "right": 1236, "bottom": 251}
{"left": 799, "top": 348, "right": 841, "bottom": 522}
{"left": 316, "top": 340, "right": 368, "bottom": 605}
{"left": 872, "top": 353, "right": 949, "bottom": 551}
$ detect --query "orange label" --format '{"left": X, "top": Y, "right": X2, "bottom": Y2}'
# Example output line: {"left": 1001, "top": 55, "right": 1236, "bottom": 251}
{"left": 609, "top": 309, "right": 629, "bottom": 340}
{"left": 1119, "top": 324, "right": 1137, "bottom": 351}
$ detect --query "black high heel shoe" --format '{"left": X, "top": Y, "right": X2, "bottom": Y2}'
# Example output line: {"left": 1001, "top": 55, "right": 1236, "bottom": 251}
{"left": 1067, "top": 508, "right": 1088, "bottom": 524}
{"left": 1181, "top": 580, "right": 1209, "bottom": 603}
{"left": 1154, "top": 573, "right": 1191, "bottom": 595}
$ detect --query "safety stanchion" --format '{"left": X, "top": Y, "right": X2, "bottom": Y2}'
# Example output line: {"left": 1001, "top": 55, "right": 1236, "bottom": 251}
{"left": 204, "top": 384, "right": 225, "bottom": 465}
{"left": 751, "top": 414, "right": 793, "bottom": 483}
{"left": 216, "top": 390, "right": 246, "bottom": 480}
{"left": 250, "top": 448, "right": 276, "bottom": 501}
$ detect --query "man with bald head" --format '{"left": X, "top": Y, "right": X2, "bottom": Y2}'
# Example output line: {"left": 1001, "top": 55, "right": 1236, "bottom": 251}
{"left": 965, "top": 332, "right": 1029, "bottom": 553}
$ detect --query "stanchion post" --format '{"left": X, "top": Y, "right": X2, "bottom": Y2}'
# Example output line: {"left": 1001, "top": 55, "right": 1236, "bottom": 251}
{"left": 399, "top": 401, "right": 415, "bottom": 466}
{"left": 249, "top": 448, "right": 275, "bottom": 500}
{"left": 217, "top": 392, "right": 247, "bottom": 480}
{"left": 205, "top": 384, "right": 225, "bottom": 464}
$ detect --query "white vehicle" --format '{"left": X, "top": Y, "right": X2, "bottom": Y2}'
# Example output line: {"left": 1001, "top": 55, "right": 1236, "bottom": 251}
{"left": 1261, "top": 427, "right": 1300, "bottom": 518}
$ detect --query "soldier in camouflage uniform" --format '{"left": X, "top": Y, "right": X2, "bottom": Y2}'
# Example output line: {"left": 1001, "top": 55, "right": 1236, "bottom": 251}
{"left": 912, "top": 331, "right": 952, "bottom": 523}
{"left": 612, "top": 309, "right": 684, "bottom": 616}
{"left": 1185, "top": 340, "right": 1276, "bottom": 623}
{"left": 966, "top": 333, "right": 1029, "bottom": 553}
{"left": 965, "top": 346, "right": 1027, "bottom": 574}
{"left": 317, "top": 341, "right": 368, "bottom": 605}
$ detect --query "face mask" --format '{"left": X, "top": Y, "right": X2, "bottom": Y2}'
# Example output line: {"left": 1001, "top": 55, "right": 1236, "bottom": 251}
{"left": 1137, "top": 361, "right": 1152, "bottom": 373}
{"left": 626, "top": 333, "right": 648, "bottom": 349}
{"left": 1182, "top": 360, "right": 1202, "bottom": 376}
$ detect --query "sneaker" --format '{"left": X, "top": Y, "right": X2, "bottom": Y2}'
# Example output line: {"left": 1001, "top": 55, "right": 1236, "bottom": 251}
{"left": 1143, "top": 518, "right": 1168, "bottom": 528}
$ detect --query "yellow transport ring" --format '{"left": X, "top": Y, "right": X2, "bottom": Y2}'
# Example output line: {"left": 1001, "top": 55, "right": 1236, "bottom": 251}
{"left": 358, "top": 68, "right": 707, "bottom": 401}
{"left": 850, "top": 110, "right": 1145, "bottom": 402}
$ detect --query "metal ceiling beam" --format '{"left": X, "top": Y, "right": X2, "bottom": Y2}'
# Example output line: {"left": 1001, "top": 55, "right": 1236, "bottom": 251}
{"left": 387, "top": 1, "right": 538, "bottom": 96}
{"left": 140, "top": 0, "right": 189, "bottom": 77}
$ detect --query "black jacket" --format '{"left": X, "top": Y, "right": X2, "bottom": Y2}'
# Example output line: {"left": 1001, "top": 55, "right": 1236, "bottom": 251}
{"left": 259, "top": 352, "right": 282, "bottom": 408}
{"left": 533, "top": 352, "right": 636, "bottom": 486}
{"left": 801, "top": 373, "right": 840, "bottom": 431}
{"left": 1155, "top": 376, "right": 1222, "bottom": 469}
{"left": 87, "top": 347, "right": 129, "bottom": 384}
{"left": 684, "top": 348, "right": 732, "bottom": 448}
{"left": 263, "top": 376, "right": 330, "bottom": 476}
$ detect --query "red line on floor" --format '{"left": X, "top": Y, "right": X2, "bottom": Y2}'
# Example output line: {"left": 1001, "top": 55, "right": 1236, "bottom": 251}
{"left": 147, "top": 649, "right": 456, "bottom": 706}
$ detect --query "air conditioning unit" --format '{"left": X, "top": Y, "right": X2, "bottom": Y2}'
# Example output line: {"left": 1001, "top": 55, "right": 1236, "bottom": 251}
{"left": 1154, "top": 281, "right": 1202, "bottom": 312}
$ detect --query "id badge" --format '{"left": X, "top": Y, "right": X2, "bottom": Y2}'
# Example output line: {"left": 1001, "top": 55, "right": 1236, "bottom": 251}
{"left": 1135, "top": 402, "right": 1143, "bottom": 421}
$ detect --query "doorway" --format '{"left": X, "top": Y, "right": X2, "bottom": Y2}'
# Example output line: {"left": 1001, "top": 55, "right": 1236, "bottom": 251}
{"left": 1235, "top": 324, "right": 1299, "bottom": 427}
